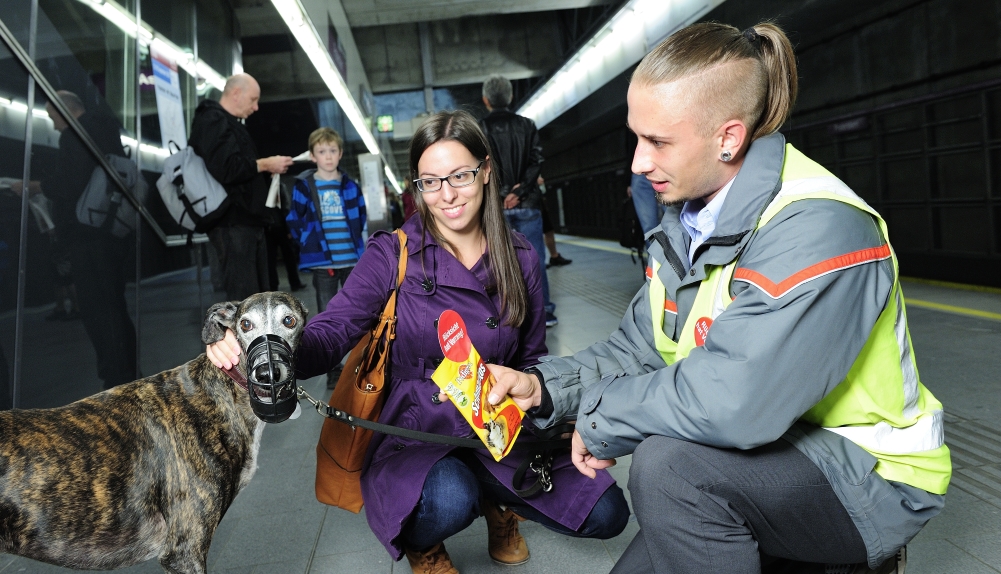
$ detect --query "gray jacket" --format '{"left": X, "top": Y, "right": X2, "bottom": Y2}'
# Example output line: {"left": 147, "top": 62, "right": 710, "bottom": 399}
{"left": 527, "top": 134, "right": 945, "bottom": 568}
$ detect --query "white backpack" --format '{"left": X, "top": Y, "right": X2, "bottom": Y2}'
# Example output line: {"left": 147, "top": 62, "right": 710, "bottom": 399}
{"left": 156, "top": 145, "right": 228, "bottom": 232}
{"left": 76, "top": 153, "right": 149, "bottom": 238}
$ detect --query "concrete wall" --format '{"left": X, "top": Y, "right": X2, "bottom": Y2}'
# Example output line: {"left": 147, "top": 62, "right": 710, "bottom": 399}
{"left": 540, "top": 0, "right": 1001, "bottom": 285}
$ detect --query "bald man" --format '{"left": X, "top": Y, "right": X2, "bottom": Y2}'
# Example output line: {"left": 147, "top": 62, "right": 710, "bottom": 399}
{"left": 188, "top": 73, "right": 293, "bottom": 300}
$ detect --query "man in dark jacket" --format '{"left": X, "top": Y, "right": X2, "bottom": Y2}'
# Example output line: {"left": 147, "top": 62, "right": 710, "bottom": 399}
{"left": 480, "top": 75, "right": 556, "bottom": 327}
{"left": 188, "top": 73, "right": 292, "bottom": 300}
{"left": 17, "top": 91, "right": 138, "bottom": 388}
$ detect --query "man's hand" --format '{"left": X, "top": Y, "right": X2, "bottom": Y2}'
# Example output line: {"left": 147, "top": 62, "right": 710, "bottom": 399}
{"left": 257, "top": 156, "right": 294, "bottom": 174}
{"left": 503, "top": 192, "right": 521, "bottom": 209}
{"left": 205, "top": 328, "right": 241, "bottom": 370}
{"left": 571, "top": 429, "right": 616, "bottom": 478}
{"left": 485, "top": 364, "right": 542, "bottom": 411}
{"left": 10, "top": 180, "right": 41, "bottom": 197}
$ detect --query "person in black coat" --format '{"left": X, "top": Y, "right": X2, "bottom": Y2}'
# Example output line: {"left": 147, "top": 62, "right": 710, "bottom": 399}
{"left": 15, "top": 91, "right": 138, "bottom": 389}
{"left": 187, "top": 74, "right": 293, "bottom": 300}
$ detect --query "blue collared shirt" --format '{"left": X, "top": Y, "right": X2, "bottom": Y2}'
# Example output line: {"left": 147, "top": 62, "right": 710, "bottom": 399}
{"left": 680, "top": 176, "right": 736, "bottom": 264}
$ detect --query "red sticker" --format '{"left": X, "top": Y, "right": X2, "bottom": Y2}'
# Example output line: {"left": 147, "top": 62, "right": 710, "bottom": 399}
{"left": 437, "top": 309, "right": 471, "bottom": 362}
{"left": 694, "top": 317, "right": 712, "bottom": 347}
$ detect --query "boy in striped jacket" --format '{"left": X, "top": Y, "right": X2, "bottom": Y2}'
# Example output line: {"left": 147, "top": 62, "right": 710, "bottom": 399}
{"left": 286, "top": 127, "right": 367, "bottom": 388}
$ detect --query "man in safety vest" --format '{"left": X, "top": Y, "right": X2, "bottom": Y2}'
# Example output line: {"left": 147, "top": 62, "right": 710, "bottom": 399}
{"left": 487, "top": 21, "right": 950, "bottom": 574}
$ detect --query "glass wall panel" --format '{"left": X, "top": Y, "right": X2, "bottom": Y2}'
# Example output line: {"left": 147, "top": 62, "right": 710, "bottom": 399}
{"left": 6, "top": 0, "right": 142, "bottom": 408}
{"left": 2, "top": 0, "right": 242, "bottom": 411}
{"left": 0, "top": 30, "right": 32, "bottom": 410}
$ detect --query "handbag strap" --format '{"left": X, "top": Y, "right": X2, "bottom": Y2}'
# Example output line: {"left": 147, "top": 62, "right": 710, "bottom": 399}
{"left": 370, "top": 230, "right": 408, "bottom": 342}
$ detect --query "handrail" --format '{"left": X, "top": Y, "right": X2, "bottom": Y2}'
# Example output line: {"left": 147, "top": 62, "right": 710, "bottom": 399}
{"left": 0, "top": 16, "right": 207, "bottom": 248}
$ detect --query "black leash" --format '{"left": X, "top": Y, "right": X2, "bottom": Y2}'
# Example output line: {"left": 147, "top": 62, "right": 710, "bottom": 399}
{"left": 319, "top": 403, "right": 571, "bottom": 451}
{"left": 297, "top": 387, "right": 572, "bottom": 497}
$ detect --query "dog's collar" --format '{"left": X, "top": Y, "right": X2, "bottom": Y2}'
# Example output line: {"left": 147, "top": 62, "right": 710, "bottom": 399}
{"left": 221, "top": 365, "right": 248, "bottom": 391}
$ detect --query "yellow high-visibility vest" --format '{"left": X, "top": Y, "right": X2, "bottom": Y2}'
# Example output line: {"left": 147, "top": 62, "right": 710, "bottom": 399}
{"left": 648, "top": 144, "right": 951, "bottom": 495}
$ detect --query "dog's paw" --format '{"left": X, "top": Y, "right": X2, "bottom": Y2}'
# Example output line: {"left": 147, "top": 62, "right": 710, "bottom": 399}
{"left": 202, "top": 301, "right": 239, "bottom": 344}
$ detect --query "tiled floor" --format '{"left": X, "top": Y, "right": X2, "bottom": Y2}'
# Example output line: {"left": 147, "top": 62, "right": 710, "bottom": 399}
{"left": 2, "top": 236, "right": 1001, "bottom": 573}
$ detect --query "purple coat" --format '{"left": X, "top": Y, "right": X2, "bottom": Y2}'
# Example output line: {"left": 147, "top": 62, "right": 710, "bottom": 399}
{"left": 296, "top": 217, "right": 615, "bottom": 559}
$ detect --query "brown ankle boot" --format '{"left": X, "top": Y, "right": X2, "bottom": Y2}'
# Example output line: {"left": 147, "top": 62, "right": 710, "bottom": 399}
{"left": 405, "top": 542, "right": 459, "bottom": 574}
{"left": 482, "top": 498, "right": 530, "bottom": 565}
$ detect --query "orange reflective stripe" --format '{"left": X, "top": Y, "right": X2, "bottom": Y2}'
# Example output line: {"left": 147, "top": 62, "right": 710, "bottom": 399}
{"left": 664, "top": 300, "right": 678, "bottom": 314}
{"left": 646, "top": 266, "right": 653, "bottom": 279}
{"left": 734, "top": 244, "right": 892, "bottom": 299}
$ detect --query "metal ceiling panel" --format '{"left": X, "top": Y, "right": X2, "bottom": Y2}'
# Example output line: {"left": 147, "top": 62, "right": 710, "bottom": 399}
{"left": 342, "top": 0, "right": 614, "bottom": 27}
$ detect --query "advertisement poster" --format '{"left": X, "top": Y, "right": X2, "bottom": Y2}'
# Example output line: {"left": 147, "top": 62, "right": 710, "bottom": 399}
{"left": 151, "top": 46, "right": 187, "bottom": 151}
{"left": 358, "top": 153, "right": 386, "bottom": 223}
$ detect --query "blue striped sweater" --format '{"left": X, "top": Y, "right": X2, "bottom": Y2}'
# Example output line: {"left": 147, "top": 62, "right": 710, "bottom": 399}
{"left": 286, "top": 169, "right": 367, "bottom": 270}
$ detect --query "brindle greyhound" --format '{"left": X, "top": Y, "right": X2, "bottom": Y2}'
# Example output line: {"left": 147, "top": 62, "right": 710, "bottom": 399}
{"left": 0, "top": 292, "right": 307, "bottom": 574}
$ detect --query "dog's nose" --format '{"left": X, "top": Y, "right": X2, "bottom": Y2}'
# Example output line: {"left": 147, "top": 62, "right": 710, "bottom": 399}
{"left": 253, "top": 364, "right": 273, "bottom": 383}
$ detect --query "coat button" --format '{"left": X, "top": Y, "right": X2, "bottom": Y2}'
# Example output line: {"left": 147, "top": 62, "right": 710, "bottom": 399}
{"left": 485, "top": 316, "right": 498, "bottom": 329}
{"left": 601, "top": 441, "right": 608, "bottom": 448}
{"left": 591, "top": 422, "right": 596, "bottom": 429}
{"left": 431, "top": 392, "right": 442, "bottom": 405}
{"left": 394, "top": 444, "right": 405, "bottom": 451}
{"left": 690, "top": 268, "right": 696, "bottom": 276}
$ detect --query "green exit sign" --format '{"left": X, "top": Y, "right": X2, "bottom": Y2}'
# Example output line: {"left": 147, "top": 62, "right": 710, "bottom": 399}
{"left": 376, "top": 115, "right": 394, "bottom": 132}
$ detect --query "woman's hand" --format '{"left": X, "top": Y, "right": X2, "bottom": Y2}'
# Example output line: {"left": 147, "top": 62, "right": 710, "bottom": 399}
{"left": 206, "top": 328, "right": 241, "bottom": 369}
{"left": 571, "top": 430, "right": 616, "bottom": 478}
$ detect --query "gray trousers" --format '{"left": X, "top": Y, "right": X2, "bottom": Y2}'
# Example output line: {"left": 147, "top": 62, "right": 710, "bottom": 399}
{"left": 312, "top": 267, "right": 353, "bottom": 386}
{"left": 612, "top": 436, "right": 868, "bottom": 574}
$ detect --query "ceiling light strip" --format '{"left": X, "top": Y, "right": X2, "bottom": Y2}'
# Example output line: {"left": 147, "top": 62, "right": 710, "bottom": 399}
{"left": 384, "top": 165, "right": 401, "bottom": 194}
{"left": 76, "top": 0, "right": 226, "bottom": 91}
{"left": 518, "top": 0, "right": 727, "bottom": 128}
{"left": 270, "top": 0, "right": 401, "bottom": 188}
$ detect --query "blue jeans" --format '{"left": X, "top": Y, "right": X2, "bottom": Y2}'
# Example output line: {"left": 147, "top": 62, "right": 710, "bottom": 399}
{"left": 504, "top": 207, "right": 554, "bottom": 314}
{"left": 630, "top": 173, "right": 665, "bottom": 236}
{"left": 400, "top": 453, "right": 629, "bottom": 552}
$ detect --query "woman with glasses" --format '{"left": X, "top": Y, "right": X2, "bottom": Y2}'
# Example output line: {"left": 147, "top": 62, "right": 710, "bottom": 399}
{"left": 207, "top": 110, "right": 628, "bottom": 573}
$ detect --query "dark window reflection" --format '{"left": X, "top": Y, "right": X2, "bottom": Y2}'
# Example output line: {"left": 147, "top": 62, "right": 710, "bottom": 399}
{"left": 0, "top": 39, "right": 32, "bottom": 410}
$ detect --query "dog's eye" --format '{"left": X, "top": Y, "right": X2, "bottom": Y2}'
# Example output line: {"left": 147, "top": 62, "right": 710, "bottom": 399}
{"left": 240, "top": 319, "right": 253, "bottom": 332}
{"left": 283, "top": 316, "right": 297, "bottom": 328}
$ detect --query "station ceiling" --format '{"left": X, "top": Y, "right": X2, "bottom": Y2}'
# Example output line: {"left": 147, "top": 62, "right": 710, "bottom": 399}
{"left": 233, "top": 0, "right": 617, "bottom": 102}
{"left": 232, "top": 0, "right": 892, "bottom": 172}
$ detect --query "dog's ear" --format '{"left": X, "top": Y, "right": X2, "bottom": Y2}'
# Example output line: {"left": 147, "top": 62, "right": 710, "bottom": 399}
{"left": 202, "top": 301, "right": 240, "bottom": 344}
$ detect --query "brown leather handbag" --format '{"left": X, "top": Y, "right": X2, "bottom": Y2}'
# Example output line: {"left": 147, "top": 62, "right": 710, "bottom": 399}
{"left": 315, "top": 229, "right": 408, "bottom": 512}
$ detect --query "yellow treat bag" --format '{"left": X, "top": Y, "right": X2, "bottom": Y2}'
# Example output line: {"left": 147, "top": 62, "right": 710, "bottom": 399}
{"left": 431, "top": 309, "right": 523, "bottom": 461}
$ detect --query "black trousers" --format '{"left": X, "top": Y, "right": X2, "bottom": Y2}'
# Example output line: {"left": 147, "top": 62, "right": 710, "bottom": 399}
{"left": 612, "top": 435, "right": 868, "bottom": 574}
{"left": 265, "top": 216, "right": 303, "bottom": 291}
{"left": 70, "top": 236, "right": 137, "bottom": 389}
{"left": 208, "top": 225, "right": 269, "bottom": 301}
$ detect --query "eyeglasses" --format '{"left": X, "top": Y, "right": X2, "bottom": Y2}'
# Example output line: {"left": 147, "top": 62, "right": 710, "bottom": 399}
{"left": 413, "top": 161, "right": 484, "bottom": 193}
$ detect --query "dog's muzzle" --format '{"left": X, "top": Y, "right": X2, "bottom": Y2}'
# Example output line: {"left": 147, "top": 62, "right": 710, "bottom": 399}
{"left": 246, "top": 334, "right": 299, "bottom": 423}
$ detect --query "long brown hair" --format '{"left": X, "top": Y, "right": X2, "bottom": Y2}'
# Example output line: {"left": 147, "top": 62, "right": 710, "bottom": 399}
{"left": 407, "top": 110, "right": 528, "bottom": 327}
{"left": 632, "top": 22, "right": 798, "bottom": 141}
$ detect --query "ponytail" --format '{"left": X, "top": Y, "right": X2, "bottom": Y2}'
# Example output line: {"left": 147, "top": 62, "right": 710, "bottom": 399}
{"left": 748, "top": 23, "right": 798, "bottom": 139}
{"left": 632, "top": 21, "right": 798, "bottom": 140}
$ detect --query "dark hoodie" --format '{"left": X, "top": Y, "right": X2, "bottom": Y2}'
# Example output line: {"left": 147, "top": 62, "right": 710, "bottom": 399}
{"left": 187, "top": 99, "right": 270, "bottom": 228}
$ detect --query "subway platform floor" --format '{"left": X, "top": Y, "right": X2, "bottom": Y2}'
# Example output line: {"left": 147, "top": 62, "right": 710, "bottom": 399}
{"left": 2, "top": 235, "right": 1001, "bottom": 573}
